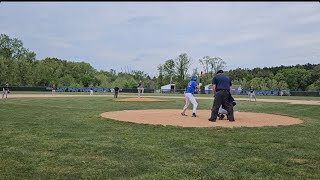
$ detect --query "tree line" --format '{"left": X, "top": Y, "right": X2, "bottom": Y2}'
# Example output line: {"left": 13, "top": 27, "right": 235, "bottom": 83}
{"left": 1, "top": 34, "right": 319, "bottom": 91}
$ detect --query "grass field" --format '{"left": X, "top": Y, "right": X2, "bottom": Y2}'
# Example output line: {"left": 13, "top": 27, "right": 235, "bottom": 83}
{"left": 0, "top": 94, "right": 320, "bottom": 179}
{"left": 9, "top": 91, "right": 320, "bottom": 100}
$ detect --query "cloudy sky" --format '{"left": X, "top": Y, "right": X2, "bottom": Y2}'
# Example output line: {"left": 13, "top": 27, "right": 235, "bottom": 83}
{"left": 0, "top": 2, "right": 319, "bottom": 77}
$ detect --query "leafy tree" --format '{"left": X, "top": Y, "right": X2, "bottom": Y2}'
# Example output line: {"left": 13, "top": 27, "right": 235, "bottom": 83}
{"left": 267, "top": 79, "right": 278, "bottom": 90}
{"left": 163, "top": 59, "right": 175, "bottom": 78}
{"left": 209, "top": 57, "right": 226, "bottom": 75}
{"left": 277, "top": 80, "right": 289, "bottom": 90}
{"left": 175, "top": 53, "right": 192, "bottom": 88}
{"left": 240, "top": 78, "right": 250, "bottom": 90}
{"left": 200, "top": 56, "right": 226, "bottom": 79}
{"left": 16, "top": 58, "right": 33, "bottom": 86}
{"left": 199, "top": 56, "right": 211, "bottom": 82}
{"left": 0, "top": 34, "right": 36, "bottom": 61}
{"left": 58, "top": 75, "right": 76, "bottom": 87}
{"left": 279, "top": 68, "right": 312, "bottom": 90}
{"left": 228, "top": 68, "right": 251, "bottom": 82}
{"left": 157, "top": 64, "right": 165, "bottom": 88}
{"left": 131, "top": 70, "right": 146, "bottom": 81}
{"left": 0, "top": 57, "right": 10, "bottom": 84}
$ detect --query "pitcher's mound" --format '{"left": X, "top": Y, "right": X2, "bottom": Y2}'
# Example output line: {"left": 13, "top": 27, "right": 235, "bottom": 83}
{"left": 113, "top": 97, "right": 167, "bottom": 102}
{"left": 100, "top": 109, "right": 303, "bottom": 128}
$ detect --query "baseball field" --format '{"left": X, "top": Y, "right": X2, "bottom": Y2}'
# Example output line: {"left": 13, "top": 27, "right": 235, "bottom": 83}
{"left": 1, "top": 92, "right": 320, "bottom": 179}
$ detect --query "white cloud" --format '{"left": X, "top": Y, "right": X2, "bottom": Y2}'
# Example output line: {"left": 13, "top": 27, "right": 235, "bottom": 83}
{"left": 1, "top": 2, "right": 319, "bottom": 76}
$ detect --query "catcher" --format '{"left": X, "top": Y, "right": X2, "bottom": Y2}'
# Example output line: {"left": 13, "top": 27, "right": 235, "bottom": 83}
{"left": 218, "top": 94, "right": 237, "bottom": 120}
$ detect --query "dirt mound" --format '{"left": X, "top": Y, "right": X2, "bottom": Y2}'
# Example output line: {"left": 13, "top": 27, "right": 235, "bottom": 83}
{"left": 100, "top": 109, "right": 303, "bottom": 128}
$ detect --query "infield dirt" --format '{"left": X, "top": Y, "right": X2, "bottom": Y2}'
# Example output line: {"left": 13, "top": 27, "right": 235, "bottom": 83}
{"left": 100, "top": 109, "right": 303, "bottom": 128}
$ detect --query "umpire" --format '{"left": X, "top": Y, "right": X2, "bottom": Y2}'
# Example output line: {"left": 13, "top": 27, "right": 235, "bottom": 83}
{"left": 208, "top": 70, "right": 235, "bottom": 122}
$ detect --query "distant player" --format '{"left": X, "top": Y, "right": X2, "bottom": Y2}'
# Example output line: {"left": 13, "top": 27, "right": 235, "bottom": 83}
{"left": 90, "top": 87, "right": 94, "bottom": 96}
{"left": 137, "top": 80, "right": 144, "bottom": 98}
{"left": 2, "top": 83, "right": 9, "bottom": 99}
{"left": 249, "top": 86, "right": 256, "bottom": 101}
{"left": 181, "top": 75, "right": 202, "bottom": 117}
{"left": 114, "top": 86, "right": 119, "bottom": 98}
{"left": 52, "top": 86, "right": 56, "bottom": 96}
{"left": 218, "top": 95, "right": 237, "bottom": 120}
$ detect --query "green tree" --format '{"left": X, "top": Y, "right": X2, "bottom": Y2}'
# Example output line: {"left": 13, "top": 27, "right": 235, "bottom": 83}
{"left": 131, "top": 70, "right": 146, "bottom": 81}
{"left": 277, "top": 80, "right": 288, "bottom": 90}
{"left": 175, "top": 53, "right": 192, "bottom": 88}
{"left": 267, "top": 79, "right": 278, "bottom": 90}
{"left": 163, "top": 59, "right": 175, "bottom": 77}
{"left": 240, "top": 78, "right": 251, "bottom": 90}
{"left": 228, "top": 68, "right": 251, "bottom": 82}
{"left": 209, "top": 57, "right": 226, "bottom": 75}
{"left": 280, "top": 68, "right": 312, "bottom": 90}
{"left": 58, "top": 75, "right": 76, "bottom": 87}
{"left": 157, "top": 64, "right": 165, "bottom": 88}
{"left": 0, "top": 34, "right": 36, "bottom": 61}
{"left": 250, "top": 77, "right": 265, "bottom": 90}
{"left": 200, "top": 56, "right": 226, "bottom": 78}
{"left": 16, "top": 58, "right": 33, "bottom": 86}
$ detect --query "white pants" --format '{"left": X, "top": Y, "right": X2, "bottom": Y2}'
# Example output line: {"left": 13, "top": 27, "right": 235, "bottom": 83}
{"left": 90, "top": 90, "right": 93, "bottom": 95}
{"left": 218, "top": 105, "right": 228, "bottom": 114}
{"left": 250, "top": 92, "right": 256, "bottom": 101}
{"left": 183, "top": 93, "right": 198, "bottom": 113}
{"left": 138, "top": 87, "right": 144, "bottom": 97}
{"left": 2, "top": 90, "right": 8, "bottom": 99}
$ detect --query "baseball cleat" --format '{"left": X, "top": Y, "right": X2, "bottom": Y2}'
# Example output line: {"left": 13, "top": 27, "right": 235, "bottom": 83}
{"left": 181, "top": 112, "right": 187, "bottom": 116}
{"left": 208, "top": 118, "right": 216, "bottom": 122}
{"left": 192, "top": 113, "right": 197, "bottom": 117}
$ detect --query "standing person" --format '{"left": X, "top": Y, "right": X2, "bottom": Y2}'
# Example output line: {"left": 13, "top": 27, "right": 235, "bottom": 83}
{"left": 181, "top": 75, "right": 202, "bottom": 117}
{"left": 137, "top": 80, "right": 144, "bottom": 98}
{"left": 90, "top": 87, "right": 94, "bottom": 96}
{"left": 249, "top": 86, "right": 256, "bottom": 101}
{"left": 2, "top": 83, "right": 9, "bottom": 99}
{"left": 114, "top": 86, "right": 119, "bottom": 98}
{"left": 208, "top": 70, "right": 235, "bottom": 122}
{"left": 52, "top": 85, "right": 56, "bottom": 96}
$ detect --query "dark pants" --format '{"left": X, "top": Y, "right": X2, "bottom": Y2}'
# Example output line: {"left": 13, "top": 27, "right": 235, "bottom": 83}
{"left": 210, "top": 90, "right": 234, "bottom": 121}
{"left": 114, "top": 92, "right": 118, "bottom": 98}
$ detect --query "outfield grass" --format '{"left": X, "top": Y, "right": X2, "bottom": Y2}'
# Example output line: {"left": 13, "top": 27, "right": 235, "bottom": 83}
{"left": 0, "top": 96, "right": 319, "bottom": 179}
{"left": 9, "top": 91, "right": 320, "bottom": 100}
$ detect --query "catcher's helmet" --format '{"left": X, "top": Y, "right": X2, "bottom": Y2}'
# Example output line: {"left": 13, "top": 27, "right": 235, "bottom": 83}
{"left": 191, "top": 75, "right": 198, "bottom": 81}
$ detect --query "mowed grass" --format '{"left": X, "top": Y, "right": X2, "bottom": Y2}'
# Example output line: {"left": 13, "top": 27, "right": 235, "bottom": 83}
{"left": 0, "top": 95, "right": 320, "bottom": 179}
{"left": 12, "top": 90, "right": 320, "bottom": 100}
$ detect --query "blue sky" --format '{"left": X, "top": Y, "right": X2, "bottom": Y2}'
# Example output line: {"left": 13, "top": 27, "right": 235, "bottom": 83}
{"left": 0, "top": 2, "right": 319, "bottom": 77}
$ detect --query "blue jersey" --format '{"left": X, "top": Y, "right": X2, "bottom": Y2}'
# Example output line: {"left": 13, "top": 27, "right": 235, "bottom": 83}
{"left": 186, "top": 81, "right": 198, "bottom": 94}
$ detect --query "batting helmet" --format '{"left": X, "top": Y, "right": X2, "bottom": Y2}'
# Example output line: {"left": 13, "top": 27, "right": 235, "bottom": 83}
{"left": 191, "top": 75, "right": 198, "bottom": 81}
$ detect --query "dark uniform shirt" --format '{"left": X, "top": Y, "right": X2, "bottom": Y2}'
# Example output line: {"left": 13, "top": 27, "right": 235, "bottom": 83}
{"left": 114, "top": 87, "right": 119, "bottom": 92}
{"left": 212, "top": 74, "right": 232, "bottom": 91}
{"left": 250, "top": 87, "right": 254, "bottom": 93}
{"left": 4, "top": 84, "right": 9, "bottom": 91}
